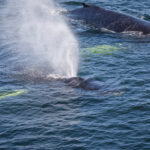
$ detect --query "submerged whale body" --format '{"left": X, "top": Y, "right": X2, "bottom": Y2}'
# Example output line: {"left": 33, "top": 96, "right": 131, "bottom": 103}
{"left": 12, "top": 67, "right": 102, "bottom": 91}
{"left": 70, "top": 3, "right": 150, "bottom": 34}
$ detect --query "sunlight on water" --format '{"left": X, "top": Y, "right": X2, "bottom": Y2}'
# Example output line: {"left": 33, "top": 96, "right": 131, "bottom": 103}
{"left": 0, "top": 0, "right": 79, "bottom": 78}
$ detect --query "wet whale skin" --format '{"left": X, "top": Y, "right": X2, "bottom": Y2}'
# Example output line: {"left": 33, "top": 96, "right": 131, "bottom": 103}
{"left": 70, "top": 3, "right": 150, "bottom": 34}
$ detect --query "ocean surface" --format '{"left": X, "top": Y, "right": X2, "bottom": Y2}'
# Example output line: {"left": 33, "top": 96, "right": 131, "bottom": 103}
{"left": 0, "top": 0, "right": 150, "bottom": 150}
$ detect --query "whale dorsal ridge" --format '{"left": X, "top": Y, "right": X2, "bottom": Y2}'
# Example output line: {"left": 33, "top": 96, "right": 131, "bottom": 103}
{"left": 82, "top": 3, "right": 90, "bottom": 8}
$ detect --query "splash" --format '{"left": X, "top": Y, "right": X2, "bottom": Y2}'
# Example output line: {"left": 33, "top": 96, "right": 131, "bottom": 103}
{"left": 0, "top": 0, "right": 79, "bottom": 78}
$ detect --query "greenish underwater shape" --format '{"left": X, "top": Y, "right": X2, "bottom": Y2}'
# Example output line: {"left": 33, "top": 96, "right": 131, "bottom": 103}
{"left": 83, "top": 44, "right": 124, "bottom": 55}
{"left": 0, "top": 90, "right": 28, "bottom": 100}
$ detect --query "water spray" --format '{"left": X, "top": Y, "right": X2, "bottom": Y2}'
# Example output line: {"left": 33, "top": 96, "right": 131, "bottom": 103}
{"left": 0, "top": 0, "right": 79, "bottom": 78}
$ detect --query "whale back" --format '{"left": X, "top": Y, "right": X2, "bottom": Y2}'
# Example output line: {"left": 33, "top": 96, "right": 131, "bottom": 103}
{"left": 70, "top": 3, "right": 150, "bottom": 34}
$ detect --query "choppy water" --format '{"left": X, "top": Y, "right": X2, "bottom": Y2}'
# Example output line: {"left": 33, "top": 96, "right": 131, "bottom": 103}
{"left": 1, "top": 0, "right": 150, "bottom": 150}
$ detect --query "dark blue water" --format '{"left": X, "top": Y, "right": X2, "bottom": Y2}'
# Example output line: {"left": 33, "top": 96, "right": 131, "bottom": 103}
{"left": 1, "top": 0, "right": 150, "bottom": 150}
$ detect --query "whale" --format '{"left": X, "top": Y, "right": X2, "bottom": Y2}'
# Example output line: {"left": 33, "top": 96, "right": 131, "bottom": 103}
{"left": 69, "top": 3, "right": 150, "bottom": 35}
{"left": 63, "top": 77, "right": 102, "bottom": 90}
{"left": 61, "top": 77, "right": 123, "bottom": 95}
{"left": 11, "top": 67, "right": 102, "bottom": 90}
{"left": 12, "top": 67, "right": 120, "bottom": 93}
